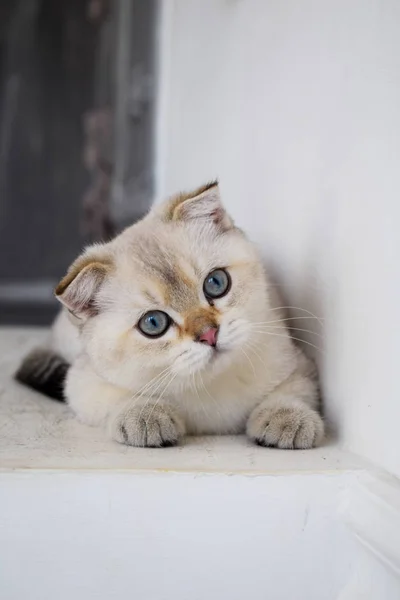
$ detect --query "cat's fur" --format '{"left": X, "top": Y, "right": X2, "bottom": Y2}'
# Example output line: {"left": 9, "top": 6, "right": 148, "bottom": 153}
{"left": 16, "top": 182, "right": 324, "bottom": 448}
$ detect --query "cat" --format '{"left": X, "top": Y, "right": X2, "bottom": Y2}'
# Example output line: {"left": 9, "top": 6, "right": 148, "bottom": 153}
{"left": 16, "top": 181, "right": 324, "bottom": 449}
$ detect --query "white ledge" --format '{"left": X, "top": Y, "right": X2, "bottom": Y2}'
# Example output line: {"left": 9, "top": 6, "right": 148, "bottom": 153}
{"left": 0, "top": 330, "right": 378, "bottom": 600}
{"left": 0, "top": 327, "right": 368, "bottom": 475}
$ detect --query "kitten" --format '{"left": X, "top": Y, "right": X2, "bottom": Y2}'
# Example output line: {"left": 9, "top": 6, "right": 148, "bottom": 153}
{"left": 16, "top": 182, "right": 324, "bottom": 449}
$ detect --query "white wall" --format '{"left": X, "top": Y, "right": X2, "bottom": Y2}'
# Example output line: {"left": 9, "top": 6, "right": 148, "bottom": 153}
{"left": 156, "top": 0, "right": 400, "bottom": 477}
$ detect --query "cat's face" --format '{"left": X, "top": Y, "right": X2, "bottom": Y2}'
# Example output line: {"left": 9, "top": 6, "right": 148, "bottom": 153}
{"left": 56, "top": 183, "right": 270, "bottom": 391}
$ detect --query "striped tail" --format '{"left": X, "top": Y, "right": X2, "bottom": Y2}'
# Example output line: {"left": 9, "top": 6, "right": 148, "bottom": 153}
{"left": 15, "top": 348, "right": 70, "bottom": 401}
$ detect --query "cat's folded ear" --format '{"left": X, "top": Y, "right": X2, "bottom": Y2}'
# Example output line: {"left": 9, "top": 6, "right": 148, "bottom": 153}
{"left": 55, "top": 246, "right": 113, "bottom": 319}
{"left": 157, "top": 181, "right": 233, "bottom": 230}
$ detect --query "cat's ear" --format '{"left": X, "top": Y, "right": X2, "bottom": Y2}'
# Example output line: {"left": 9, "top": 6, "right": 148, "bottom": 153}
{"left": 158, "top": 181, "right": 233, "bottom": 230}
{"left": 55, "top": 247, "right": 113, "bottom": 319}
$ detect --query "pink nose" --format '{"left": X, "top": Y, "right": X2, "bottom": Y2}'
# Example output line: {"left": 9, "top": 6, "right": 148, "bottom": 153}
{"left": 199, "top": 327, "right": 218, "bottom": 347}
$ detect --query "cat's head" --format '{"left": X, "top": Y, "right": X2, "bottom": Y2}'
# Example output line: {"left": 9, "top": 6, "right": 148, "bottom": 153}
{"left": 55, "top": 182, "right": 270, "bottom": 390}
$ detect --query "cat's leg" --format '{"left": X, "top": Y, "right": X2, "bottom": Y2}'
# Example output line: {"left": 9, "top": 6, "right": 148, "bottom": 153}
{"left": 66, "top": 357, "right": 185, "bottom": 447}
{"left": 246, "top": 370, "right": 324, "bottom": 449}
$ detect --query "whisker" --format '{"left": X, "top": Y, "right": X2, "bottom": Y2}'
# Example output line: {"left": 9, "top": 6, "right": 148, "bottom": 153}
{"left": 269, "top": 281, "right": 324, "bottom": 288}
{"left": 251, "top": 330, "right": 325, "bottom": 355}
{"left": 145, "top": 372, "right": 177, "bottom": 429}
{"left": 250, "top": 325, "right": 324, "bottom": 339}
{"left": 137, "top": 369, "right": 173, "bottom": 421}
{"left": 191, "top": 372, "right": 210, "bottom": 423}
{"left": 244, "top": 341, "right": 265, "bottom": 366}
{"left": 199, "top": 372, "right": 223, "bottom": 422}
{"left": 251, "top": 316, "right": 322, "bottom": 326}
{"left": 128, "top": 365, "right": 172, "bottom": 404}
{"left": 267, "top": 306, "right": 324, "bottom": 326}
{"left": 240, "top": 347, "right": 257, "bottom": 376}
{"left": 134, "top": 370, "right": 172, "bottom": 405}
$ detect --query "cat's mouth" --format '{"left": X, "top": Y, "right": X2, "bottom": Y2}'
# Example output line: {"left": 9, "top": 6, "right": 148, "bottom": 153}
{"left": 195, "top": 344, "right": 223, "bottom": 371}
{"left": 205, "top": 343, "right": 229, "bottom": 366}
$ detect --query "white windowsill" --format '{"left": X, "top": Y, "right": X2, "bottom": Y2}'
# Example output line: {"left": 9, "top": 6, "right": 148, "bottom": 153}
{"left": 0, "top": 327, "right": 368, "bottom": 475}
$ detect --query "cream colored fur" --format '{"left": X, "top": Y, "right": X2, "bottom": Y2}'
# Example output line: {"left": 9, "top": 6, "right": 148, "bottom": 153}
{"left": 51, "top": 183, "right": 324, "bottom": 449}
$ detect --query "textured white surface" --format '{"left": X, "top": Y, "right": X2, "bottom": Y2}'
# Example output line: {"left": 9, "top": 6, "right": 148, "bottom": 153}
{"left": 0, "top": 327, "right": 367, "bottom": 473}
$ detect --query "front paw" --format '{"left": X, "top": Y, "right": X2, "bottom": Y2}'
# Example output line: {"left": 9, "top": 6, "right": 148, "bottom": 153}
{"left": 247, "top": 402, "right": 324, "bottom": 449}
{"left": 115, "top": 403, "right": 185, "bottom": 448}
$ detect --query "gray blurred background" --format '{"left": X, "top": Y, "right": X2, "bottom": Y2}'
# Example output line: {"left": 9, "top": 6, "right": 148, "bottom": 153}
{"left": 0, "top": 0, "right": 157, "bottom": 324}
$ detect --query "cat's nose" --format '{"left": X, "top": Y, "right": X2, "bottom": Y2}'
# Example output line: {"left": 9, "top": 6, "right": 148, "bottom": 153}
{"left": 198, "top": 327, "right": 218, "bottom": 347}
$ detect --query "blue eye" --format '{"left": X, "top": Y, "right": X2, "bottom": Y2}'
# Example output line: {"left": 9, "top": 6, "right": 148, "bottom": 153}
{"left": 138, "top": 311, "right": 171, "bottom": 337}
{"left": 203, "top": 269, "right": 231, "bottom": 300}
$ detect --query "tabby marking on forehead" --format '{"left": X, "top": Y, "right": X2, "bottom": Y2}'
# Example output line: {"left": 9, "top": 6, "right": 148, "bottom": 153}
{"left": 164, "top": 274, "right": 198, "bottom": 312}
{"left": 132, "top": 236, "right": 198, "bottom": 312}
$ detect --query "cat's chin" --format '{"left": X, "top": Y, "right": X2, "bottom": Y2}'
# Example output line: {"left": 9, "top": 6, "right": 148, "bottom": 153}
{"left": 196, "top": 345, "right": 239, "bottom": 379}
{"left": 172, "top": 347, "right": 225, "bottom": 381}
{"left": 171, "top": 335, "right": 244, "bottom": 381}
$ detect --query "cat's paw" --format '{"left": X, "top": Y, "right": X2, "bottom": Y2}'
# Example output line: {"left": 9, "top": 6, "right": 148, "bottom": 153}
{"left": 246, "top": 401, "right": 324, "bottom": 449}
{"left": 115, "top": 403, "right": 185, "bottom": 448}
